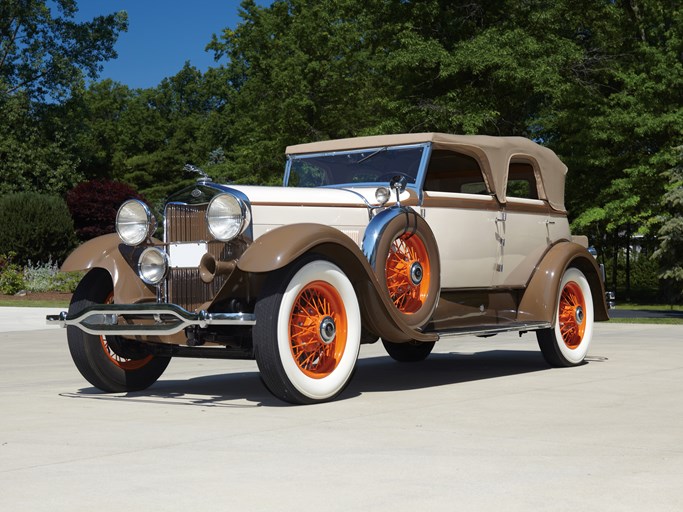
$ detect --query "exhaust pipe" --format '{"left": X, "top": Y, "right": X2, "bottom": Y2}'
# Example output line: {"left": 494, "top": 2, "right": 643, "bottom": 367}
{"left": 199, "top": 253, "right": 236, "bottom": 283}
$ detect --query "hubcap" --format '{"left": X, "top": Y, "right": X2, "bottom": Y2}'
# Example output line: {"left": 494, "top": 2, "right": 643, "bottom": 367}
{"left": 410, "top": 262, "right": 423, "bottom": 285}
{"left": 319, "top": 316, "right": 336, "bottom": 344}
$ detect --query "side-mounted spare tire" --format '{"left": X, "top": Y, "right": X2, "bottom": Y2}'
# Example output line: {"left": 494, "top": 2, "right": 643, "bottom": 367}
{"left": 363, "top": 207, "right": 440, "bottom": 329}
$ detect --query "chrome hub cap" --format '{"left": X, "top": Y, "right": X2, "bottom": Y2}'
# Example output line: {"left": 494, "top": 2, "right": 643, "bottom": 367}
{"left": 319, "top": 316, "right": 336, "bottom": 344}
{"left": 410, "top": 262, "right": 423, "bottom": 285}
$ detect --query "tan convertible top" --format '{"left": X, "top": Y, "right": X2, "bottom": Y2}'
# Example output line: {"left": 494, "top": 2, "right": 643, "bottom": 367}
{"left": 286, "top": 133, "right": 568, "bottom": 212}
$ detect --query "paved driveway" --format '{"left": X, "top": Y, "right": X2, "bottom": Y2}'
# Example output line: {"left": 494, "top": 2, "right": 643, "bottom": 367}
{"left": 1, "top": 308, "right": 682, "bottom": 511}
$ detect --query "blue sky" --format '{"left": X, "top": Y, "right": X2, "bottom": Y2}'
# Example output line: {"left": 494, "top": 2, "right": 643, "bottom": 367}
{"left": 73, "top": 1, "right": 249, "bottom": 89}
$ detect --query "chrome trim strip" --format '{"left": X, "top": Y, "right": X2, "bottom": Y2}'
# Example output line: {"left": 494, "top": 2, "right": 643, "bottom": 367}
{"left": 415, "top": 142, "right": 433, "bottom": 206}
{"left": 46, "top": 304, "right": 256, "bottom": 336}
{"left": 434, "top": 322, "right": 551, "bottom": 340}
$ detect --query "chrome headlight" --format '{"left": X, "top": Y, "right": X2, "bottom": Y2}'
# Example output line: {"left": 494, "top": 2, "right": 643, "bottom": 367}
{"left": 116, "top": 200, "right": 156, "bottom": 246}
{"left": 206, "top": 193, "right": 250, "bottom": 241}
{"left": 375, "top": 186, "right": 391, "bottom": 205}
{"left": 138, "top": 247, "right": 168, "bottom": 285}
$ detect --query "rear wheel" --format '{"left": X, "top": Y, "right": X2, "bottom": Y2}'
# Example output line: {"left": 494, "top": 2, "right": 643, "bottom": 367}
{"left": 382, "top": 339, "right": 435, "bottom": 362}
{"left": 254, "top": 258, "right": 361, "bottom": 404}
{"left": 537, "top": 267, "right": 594, "bottom": 367}
{"left": 67, "top": 269, "right": 171, "bottom": 392}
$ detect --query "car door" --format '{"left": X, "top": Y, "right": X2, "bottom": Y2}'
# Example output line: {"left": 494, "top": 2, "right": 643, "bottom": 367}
{"left": 493, "top": 162, "right": 569, "bottom": 287}
{"left": 421, "top": 150, "right": 498, "bottom": 289}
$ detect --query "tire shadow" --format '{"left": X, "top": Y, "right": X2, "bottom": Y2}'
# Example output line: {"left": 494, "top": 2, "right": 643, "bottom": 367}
{"left": 348, "top": 349, "right": 552, "bottom": 395}
{"left": 61, "top": 349, "right": 572, "bottom": 407}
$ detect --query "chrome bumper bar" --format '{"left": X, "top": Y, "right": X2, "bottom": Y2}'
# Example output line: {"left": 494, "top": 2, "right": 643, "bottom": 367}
{"left": 46, "top": 303, "right": 256, "bottom": 336}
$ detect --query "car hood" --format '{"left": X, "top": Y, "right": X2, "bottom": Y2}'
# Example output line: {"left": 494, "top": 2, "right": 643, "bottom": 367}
{"left": 228, "top": 185, "right": 382, "bottom": 207}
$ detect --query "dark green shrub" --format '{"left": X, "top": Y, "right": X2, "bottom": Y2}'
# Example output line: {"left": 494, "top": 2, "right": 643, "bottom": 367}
{"left": 0, "top": 192, "right": 77, "bottom": 266}
{"left": 0, "top": 253, "right": 25, "bottom": 295}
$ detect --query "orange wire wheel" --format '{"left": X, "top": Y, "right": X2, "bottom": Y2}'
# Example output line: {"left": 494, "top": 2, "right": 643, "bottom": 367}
{"left": 288, "top": 281, "right": 348, "bottom": 379}
{"left": 385, "top": 233, "right": 431, "bottom": 314}
{"left": 99, "top": 292, "right": 153, "bottom": 371}
{"left": 557, "top": 281, "right": 587, "bottom": 350}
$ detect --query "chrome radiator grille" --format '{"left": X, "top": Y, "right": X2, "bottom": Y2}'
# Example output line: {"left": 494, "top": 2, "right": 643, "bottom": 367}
{"left": 165, "top": 203, "right": 228, "bottom": 312}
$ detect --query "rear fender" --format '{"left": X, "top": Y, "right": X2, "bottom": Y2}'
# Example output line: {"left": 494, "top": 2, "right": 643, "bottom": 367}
{"left": 238, "top": 224, "right": 437, "bottom": 343}
{"left": 518, "top": 242, "right": 609, "bottom": 324}
{"left": 61, "top": 233, "right": 156, "bottom": 304}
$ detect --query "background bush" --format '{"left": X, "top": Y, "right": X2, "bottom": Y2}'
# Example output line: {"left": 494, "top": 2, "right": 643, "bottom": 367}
{"left": 0, "top": 192, "right": 77, "bottom": 266}
{"left": 0, "top": 253, "right": 25, "bottom": 295}
{"left": 67, "top": 179, "right": 145, "bottom": 241}
{"left": 24, "top": 260, "right": 82, "bottom": 293}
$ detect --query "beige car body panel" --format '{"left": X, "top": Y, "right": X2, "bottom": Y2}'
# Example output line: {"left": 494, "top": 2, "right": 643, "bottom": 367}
{"left": 421, "top": 191, "right": 498, "bottom": 288}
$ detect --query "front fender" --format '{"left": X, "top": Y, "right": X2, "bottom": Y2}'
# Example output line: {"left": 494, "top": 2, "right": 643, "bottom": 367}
{"left": 518, "top": 242, "right": 609, "bottom": 324}
{"left": 237, "top": 224, "right": 437, "bottom": 343}
{"left": 61, "top": 233, "right": 156, "bottom": 304}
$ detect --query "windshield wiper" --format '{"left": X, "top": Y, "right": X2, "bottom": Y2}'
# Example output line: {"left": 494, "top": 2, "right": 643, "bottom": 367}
{"left": 355, "top": 146, "right": 387, "bottom": 164}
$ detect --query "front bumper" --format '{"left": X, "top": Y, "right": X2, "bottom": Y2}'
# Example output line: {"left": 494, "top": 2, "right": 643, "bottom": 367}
{"left": 46, "top": 303, "right": 256, "bottom": 336}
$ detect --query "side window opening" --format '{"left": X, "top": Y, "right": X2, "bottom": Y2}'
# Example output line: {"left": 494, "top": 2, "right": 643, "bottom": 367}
{"left": 507, "top": 162, "right": 540, "bottom": 200}
{"left": 424, "top": 150, "right": 489, "bottom": 194}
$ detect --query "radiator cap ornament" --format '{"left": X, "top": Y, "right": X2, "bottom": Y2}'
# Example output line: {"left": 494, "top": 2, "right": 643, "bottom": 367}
{"left": 184, "top": 163, "right": 212, "bottom": 183}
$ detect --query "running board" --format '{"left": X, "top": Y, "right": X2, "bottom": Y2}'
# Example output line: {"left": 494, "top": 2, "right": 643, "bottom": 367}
{"left": 431, "top": 321, "right": 551, "bottom": 340}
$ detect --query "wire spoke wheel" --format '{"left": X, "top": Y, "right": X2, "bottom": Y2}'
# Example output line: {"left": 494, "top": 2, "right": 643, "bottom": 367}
{"left": 289, "top": 281, "right": 348, "bottom": 378}
{"left": 385, "top": 233, "right": 431, "bottom": 314}
{"left": 100, "top": 292, "right": 153, "bottom": 371}
{"left": 536, "top": 267, "right": 594, "bottom": 367}
{"left": 254, "top": 258, "right": 361, "bottom": 404}
{"left": 558, "top": 282, "right": 587, "bottom": 349}
{"left": 66, "top": 268, "right": 170, "bottom": 392}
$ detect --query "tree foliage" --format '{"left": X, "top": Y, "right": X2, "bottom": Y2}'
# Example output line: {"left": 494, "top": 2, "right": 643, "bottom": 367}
{"left": 0, "top": 0, "right": 680, "bottom": 298}
{"left": 654, "top": 147, "right": 683, "bottom": 300}
{"left": 0, "top": 0, "right": 127, "bottom": 102}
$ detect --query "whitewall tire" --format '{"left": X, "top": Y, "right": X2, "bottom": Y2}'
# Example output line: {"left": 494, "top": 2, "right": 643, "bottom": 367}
{"left": 254, "top": 258, "right": 361, "bottom": 404}
{"left": 537, "top": 267, "right": 594, "bottom": 367}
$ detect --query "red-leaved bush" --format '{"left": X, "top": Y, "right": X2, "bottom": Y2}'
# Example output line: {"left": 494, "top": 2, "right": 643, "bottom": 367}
{"left": 67, "top": 180, "right": 146, "bottom": 241}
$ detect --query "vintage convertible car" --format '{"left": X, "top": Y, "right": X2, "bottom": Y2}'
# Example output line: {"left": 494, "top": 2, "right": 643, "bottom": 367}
{"left": 48, "top": 133, "right": 609, "bottom": 404}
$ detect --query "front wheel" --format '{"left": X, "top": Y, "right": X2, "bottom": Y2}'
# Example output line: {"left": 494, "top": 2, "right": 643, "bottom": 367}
{"left": 537, "top": 267, "right": 594, "bottom": 367}
{"left": 67, "top": 269, "right": 171, "bottom": 392}
{"left": 254, "top": 258, "right": 361, "bottom": 404}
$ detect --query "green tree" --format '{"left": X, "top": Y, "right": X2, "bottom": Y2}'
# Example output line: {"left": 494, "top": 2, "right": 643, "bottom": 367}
{"left": 0, "top": 0, "right": 127, "bottom": 102}
{"left": 655, "top": 147, "right": 683, "bottom": 302}
{"left": 0, "top": 93, "right": 83, "bottom": 194}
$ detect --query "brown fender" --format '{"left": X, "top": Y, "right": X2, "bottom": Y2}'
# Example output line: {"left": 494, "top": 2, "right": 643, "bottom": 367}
{"left": 61, "top": 233, "right": 156, "bottom": 304}
{"left": 237, "top": 224, "right": 438, "bottom": 343}
{"left": 518, "top": 241, "right": 609, "bottom": 324}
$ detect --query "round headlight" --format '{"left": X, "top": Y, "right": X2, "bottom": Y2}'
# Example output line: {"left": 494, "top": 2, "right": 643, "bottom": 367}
{"left": 206, "top": 193, "right": 250, "bottom": 241}
{"left": 138, "top": 247, "right": 168, "bottom": 285}
{"left": 375, "top": 186, "right": 391, "bottom": 205}
{"left": 116, "top": 200, "right": 156, "bottom": 246}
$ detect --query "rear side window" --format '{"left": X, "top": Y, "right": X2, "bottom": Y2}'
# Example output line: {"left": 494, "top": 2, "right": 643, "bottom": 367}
{"left": 507, "top": 162, "right": 540, "bottom": 200}
{"left": 424, "top": 150, "right": 489, "bottom": 194}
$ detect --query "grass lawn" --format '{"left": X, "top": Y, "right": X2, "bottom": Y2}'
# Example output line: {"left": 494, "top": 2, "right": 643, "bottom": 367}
{"left": 609, "top": 317, "right": 683, "bottom": 325}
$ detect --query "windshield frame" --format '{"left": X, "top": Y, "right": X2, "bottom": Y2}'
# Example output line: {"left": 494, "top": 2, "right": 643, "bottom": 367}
{"left": 284, "top": 142, "right": 432, "bottom": 202}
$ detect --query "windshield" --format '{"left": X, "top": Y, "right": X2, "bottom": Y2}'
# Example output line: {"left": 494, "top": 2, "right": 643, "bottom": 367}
{"left": 286, "top": 145, "right": 426, "bottom": 187}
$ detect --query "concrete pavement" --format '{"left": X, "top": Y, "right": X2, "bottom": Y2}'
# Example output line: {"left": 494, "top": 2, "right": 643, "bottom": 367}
{"left": 1, "top": 308, "right": 682, "bottom": 511}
